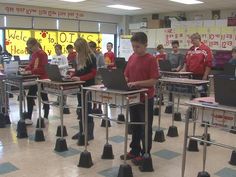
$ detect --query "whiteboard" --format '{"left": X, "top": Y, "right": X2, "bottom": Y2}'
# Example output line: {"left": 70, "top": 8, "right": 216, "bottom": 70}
{"left": 119, "top": 35, "right": 133, "bottom": 61}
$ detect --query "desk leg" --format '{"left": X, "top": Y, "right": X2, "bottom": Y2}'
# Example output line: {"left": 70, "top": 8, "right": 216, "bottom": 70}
{"left": 34, "top": 82, "right": 45, "bottom": 142}
{"left": 101, "top": 102, "right": 114, "bottom": 159}
{"left": 188, "top": 107, "right": 199, "bottom": 152}
{"left": 16, "top": 81, "right": 28, "bottom": 138}
{"left": 0, "top": 80, "right": 6, "bottom": 128}
{"left": 167, "top": 94, "right": 178, "bottom": 137}
{"left": 181, "top": 109, "right": 190, "bottom": 177}
{"left": 174, "top": 94, "right": 182, "bottom": 121}
{"left": 229, "top": 114, "right": 236, "bottom": 134}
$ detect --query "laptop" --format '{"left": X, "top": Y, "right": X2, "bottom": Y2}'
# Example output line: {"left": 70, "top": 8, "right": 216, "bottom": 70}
{"left": 45, "top": 64, "right": 74, "bottom": 82}
{"left": 4, "top": 61, "right": 19, "bottom": 75}
{"left": 214, "top": 75, "right": 236, "bottom": 106}
{"left": 159, "top": 60, "right": 172, "bottom": 71}
{"left": 115, "top": 57, "right": 127, "bottom": 71}
{"left": 99, "top": 68, "right": 136, "bottom": 91}
{"left": 223, "top": 63, "right": 236, "bottom": 76}
{"left": 14, "top": 55, "right": 20, "bottom": 62}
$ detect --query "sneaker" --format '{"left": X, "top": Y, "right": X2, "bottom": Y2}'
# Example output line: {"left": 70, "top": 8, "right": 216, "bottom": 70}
{"left": 131, "top": 156, "right": 144, "bottom": 166}
{"left": 44, "top": 118, "right": 49, "bottom": 124}
{"left": 120, "top": 152, "right": 137, "bottom": 160}
{"left": 25, "top": 119, "right": 33, "bottom": 125}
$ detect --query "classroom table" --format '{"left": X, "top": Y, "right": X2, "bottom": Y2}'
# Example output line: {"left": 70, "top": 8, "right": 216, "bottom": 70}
{"left": 4, "top": 74, "right": 39, "bottom": 138}
{"left": 37, "top": 79, "right": 84, "bottom": 149}
{"left": 160, "top": 71, "right": 193, "bottom": 78}
{"left": 154, "top": 77, "right": 209, "bottom": 140}
{"left": 78, "top": 85, "right": 153, "bottom": 177}
{"left": 182, "top": 97, "right": 236, "bottom": 177}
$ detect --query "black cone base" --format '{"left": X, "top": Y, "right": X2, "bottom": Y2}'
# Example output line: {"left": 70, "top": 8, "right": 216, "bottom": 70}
{"left": 56, "top": 125, "right": 68, "bottom": 137}
{"left": 36, "top": 118, "right": 45, "bottom": 128}
{"left": 165, "top": 105, "right": 173, "bottom": 114}
{"left": 187, "top": 139, "right": 199, "bottom": 152}
{"left": 229, "top": 126, "right": 236, "bottom": 134}
{"left": 139, "top": 156, "right": 154, "bottom": 172}
{"left": 23, "top": 112, "right": 28, "bottom": 119}
{"left": 174, "top": 112, "right": 182, "bottom": 121}
{"left": 197, "top": 171, "right": 210, "bottom": 177}
{"left": 101, "top": 144, "right": 114, "bottom": 159}
{"left": 34, "top": 129, "right": 45, "bottom": 142}
{"left": 17, "top": 120, "right": 28, "bottom": 138}
{"left": 77, "top": 133, "right": 86, "bottom": 146}
{"left": 154, "top": 129, "right": 165, "bottom": 142}
{"left": 118, "top": 164, "right": 133, "bottom": 177}
{"left": 117, "top": 114, "right": 125, "bottom": 124}
{"left": 4, "top": 115, "right": 11, "bottom": 124}
{"left": 200, "top": 133, "right": 211, "bottom": 146}
{"left": 0, "top": 113, "right": 6, "bottom": 128}
{"left": 78, "top": 151, "right": 93, "bottom": 168}
{"left": 101, "top": 119, "right": 111, "bottom": 127}
{"left": 229, "top": 150, "right": 236, "bottom": 166}
{"left": 153, "top": 107, "right": 159, "bottom": 115}
{"left": 167, "top": 126, "right": 179, "bottom": 137}
{"left": 54, "top": 138, "right": 68, "bottom": 152}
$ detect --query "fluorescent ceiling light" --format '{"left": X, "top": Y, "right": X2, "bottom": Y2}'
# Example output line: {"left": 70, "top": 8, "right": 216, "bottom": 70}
{"left": 107, "top": 4, "right": 141, "bottom": 10}
{"left": 59, "top": 0, "right": 86, "bottom": 2}
{"left": 169, "top": 0, "right": 204, "bottom": 5}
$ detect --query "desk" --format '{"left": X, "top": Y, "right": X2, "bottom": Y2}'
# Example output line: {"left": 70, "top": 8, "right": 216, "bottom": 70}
{"left": 37, "top": 80, "right": 84, "bottom": 149}
{"left": 155, "top": 78, "right": 209, "bottom": 140}
{"left": 160, "top": 71, "right": 193, "bottom": 78}
{"left": 182, "top": 97, "right": 236, "bottom": 177}
{"left": 5, "top": 74, "right": 38, "bottom": 138}
{"left": 78, "top": 85, "right": 153, "bottom": 176}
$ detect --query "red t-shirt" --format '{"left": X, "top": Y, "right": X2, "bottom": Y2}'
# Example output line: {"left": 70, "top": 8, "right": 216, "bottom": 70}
{"left": 67, "top": 51, "right": 77, "bottom": 63}
{"left": 124, "top": 53, "right": 159, "bottom": 100}
{"left": 104, "top": 51, "right": 115, "bottom": 68}
{"left": 25, "top": 50, "right": 48, "bottom": 79}
{"left": 185, "top": 43, "right": 212, "bottom": 76}
{"left": 156, "top": 53, "right": 167, "bottom": 61}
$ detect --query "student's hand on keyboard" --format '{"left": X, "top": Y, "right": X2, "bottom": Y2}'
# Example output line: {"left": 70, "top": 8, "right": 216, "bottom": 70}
{"left": 71, "top": 76, "right": 80, "bottom": 81}
{"left": 128, "top": 82, "right": 137, "bottom": 88}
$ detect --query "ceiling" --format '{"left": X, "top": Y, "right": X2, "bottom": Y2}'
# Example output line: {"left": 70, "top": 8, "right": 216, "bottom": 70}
{"left": 0, "top": 0, "right": 236, "bottom": 16}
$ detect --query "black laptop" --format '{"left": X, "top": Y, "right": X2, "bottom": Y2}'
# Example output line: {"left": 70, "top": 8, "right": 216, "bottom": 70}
{"left": 99, "top": 68, "right": 136, "bottom": 91}
{"left": 159, "top": 60, "right": 172, "bottom": 71}
{"left": 214, "top": 75, "right": 236, "bottom": 106}
{"left": 223, "top": 63, "right": 236, "bottom": 76}
{"left": 45, "top": 64, "right": 73, "bottom": 82}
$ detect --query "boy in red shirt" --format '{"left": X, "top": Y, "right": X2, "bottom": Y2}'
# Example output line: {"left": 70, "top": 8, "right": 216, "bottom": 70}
{"left": 23, "top": 38, "right": 50, "bottom": 125}
{"left": 121, "top": 32, "right": 159, "bottom": 167}
{"left": 104, "top": 42, "right": 115, "bottom": 69}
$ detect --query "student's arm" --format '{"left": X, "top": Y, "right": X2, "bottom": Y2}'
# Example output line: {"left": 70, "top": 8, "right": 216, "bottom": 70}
{"left": 203, "top": 66, "right": 211, "bottom": 80}
{"left": 202, "top": 47, "right": 213, "bottom": 80}
{"left": 128, "top": 79, "right": 157, "bottom": 88}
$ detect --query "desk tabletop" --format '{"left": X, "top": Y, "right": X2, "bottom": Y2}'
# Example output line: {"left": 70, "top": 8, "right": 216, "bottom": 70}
{"left": 186, "top": 97, "right": 236, "bottom": 113}
{"left": 37, "top": 79, "right": 84, "bottom": 86}
{"left": 159, "top": 77, "right": 209, "bottom": 85}
{"left": 5, "top": 74, "right": 39, "bottom": 80}
{"left": 83, "top": 85, "right": 148, "bottom": 95}
{"left": 160, "top": 71, "right": 193, "bottom": 75}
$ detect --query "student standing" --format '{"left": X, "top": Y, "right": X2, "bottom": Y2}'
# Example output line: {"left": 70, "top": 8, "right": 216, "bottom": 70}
{"left": 228, "top": 47, "right": 236, "bottom": 65}
{"left": 104, "top": 42, "right": 115, "bottom": 69}
{"left": 121, "top": 32, "right": 159, "bottom": 166}
{"left": 71, "top": 37, "right": 97, "bottom": 140}
{"left": 24, "top": 38, "right": 50, "bottom": 125}
{"left": 66, "top": 44, "right": 77, "bottom": 63}
{"left": 155, "top": 44, "right": 167, "bottom": 61}
{"left": 51, "top": 44, "right": 70, "bottom": 114}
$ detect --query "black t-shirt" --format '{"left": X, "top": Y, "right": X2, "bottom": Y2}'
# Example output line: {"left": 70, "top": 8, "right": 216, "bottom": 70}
{"left": 74, "top": 54, "right": 97, "bottom": 86}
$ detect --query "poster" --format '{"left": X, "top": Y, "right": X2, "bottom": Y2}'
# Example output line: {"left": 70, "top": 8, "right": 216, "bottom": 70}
{"left": 57, "top": 31, "right": 78, "bottom": 54}
{"left": 5, "top": 29, "right": 31, "bottom": 56}
{"left": 119, "top": 35, "right": 133, "bottom": 61}
{"left": 78, "top": 32, "right": 102, "bottom": 51}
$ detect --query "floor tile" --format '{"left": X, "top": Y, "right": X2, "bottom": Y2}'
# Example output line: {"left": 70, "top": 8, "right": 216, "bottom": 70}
{"left": 0, "top": 162, "right": 18, "bottom": 175}
{"left": 215, "top": 167, "right": 236, "bottom": 177}
{"left": 109, "top": 136, "right": 125, "bottom": 143}
{"left": 55, "top": 147, "right": 81, "bottom": 158}
{"left": 98, "top": 167, "right": 119, "bottom": 177}
{"left": 152, "top": 149, "right": 181, "bottom": 160}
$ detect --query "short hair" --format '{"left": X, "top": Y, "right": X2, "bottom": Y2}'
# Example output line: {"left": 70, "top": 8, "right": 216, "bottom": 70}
{"left": 55, "top": 44, "right": 62, "bottom": 50}
{"left": 0, "top": 44, "right": 2, "bottom": 52}
{"left": 26, "top": 37, "right": 38, "bottom": 46}
{"left": 171, "top": 40, "right": 179, "bottom": 46}
{"left": 157, "top": 44, "right": 164, "bottom": 50}
{"left": 66, "top": 44, "right": 74, "bottom": 50}
{"left": 232, "top": 47, "right": 236, "bottom": 53}
{"left": 191, "top": 33, "right": 201, "bottom": 40}
{"left": 107, "top": 42, "right": 113, "bottom": 47}
{"left": 130, "top": 32, "right": 147, "bottom": 44}
{"left": 88, "top": 41, "right": 97, "bottom": 48}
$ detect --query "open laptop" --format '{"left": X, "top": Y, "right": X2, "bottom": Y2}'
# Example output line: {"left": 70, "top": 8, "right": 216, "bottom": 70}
{"left": 159, "top": 60, "right": 172, "bottom": 71}
{"left": 45, "top": 64, "right": 74, "bottom": 82}
{"left": 13, "top": 55, "right": 20, "bottom": 62}
{"left": 99, "top": 68, "right": 136, "bottom": 91}
{"left": 115, "top": 57, "right": 127, "bottom": 71}
{"left": 4, "top": 61, "right": 19, "bottom": 75}
{"left": 214, "top": 75, "right": 236, "bottom": 106}
{"left": 223, "top": 63, "right": 236, "bottom": 76}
